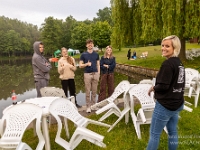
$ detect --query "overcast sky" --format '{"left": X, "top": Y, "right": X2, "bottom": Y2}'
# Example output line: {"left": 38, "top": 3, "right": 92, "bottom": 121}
{"left": 0, "top": 0, "right": 111, "bottom": 27}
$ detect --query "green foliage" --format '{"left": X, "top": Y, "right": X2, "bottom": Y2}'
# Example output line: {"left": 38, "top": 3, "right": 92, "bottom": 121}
{"left": 93, "top": 7, "right": 113, "bottom": 26}
{"left": 70, "top": 22, "right": 91, "bottom": 51}
{"left": 140, "top": 0, "right": 162, "bottom": 42}
{"left": 111, "top": 0, "right": 200, "bottom": 61}
{"left": 185, "top": 0, "right": 200, "bottom": 37}
{"left": 91, "top": 21, "right": 112, "bottom": 48}
{"left": 40, "top": 17, "right": 64, "bottom": 55}
{"left": 111, "top": 0, "right": 131, "bottom": 50}
{"left": 0, "top": 16, "right": 40, "bottom": 56}
{"left": 61, "top": 16, "right": 77, "bottom": 48}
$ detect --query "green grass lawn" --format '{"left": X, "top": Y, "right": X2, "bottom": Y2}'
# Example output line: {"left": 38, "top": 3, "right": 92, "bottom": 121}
{"left": 22, "top": 96, "right": 200, "bottom": 150}
{"left": 22, "top": 43, "right": 200, "bottom": 149}
{"left": 74, "top": 43, "right": 200, "bottom": 70}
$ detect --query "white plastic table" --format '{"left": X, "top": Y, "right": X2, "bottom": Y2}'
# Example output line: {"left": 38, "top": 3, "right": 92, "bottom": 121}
{"left": 3, "top": 97, "right": 59, "bottom": 150}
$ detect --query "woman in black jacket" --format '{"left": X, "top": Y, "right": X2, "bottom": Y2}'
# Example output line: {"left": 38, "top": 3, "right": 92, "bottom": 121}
{"left": 147, "top": 35, "right": 185, "bottom": 150}
{"left": 98, "top": 46, "right": 116, "bottom": 102}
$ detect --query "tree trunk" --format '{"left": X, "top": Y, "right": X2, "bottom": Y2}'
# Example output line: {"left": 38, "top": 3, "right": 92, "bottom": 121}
{"left": 179, "top": 38, "right": 186, "bottom": 62}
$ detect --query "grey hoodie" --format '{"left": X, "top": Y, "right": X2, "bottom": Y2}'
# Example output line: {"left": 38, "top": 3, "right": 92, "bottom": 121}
{"left": 32, "top": 41, "right": 52, "bottom": 81}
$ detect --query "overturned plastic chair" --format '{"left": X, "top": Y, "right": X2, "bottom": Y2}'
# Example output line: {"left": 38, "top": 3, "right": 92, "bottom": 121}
{"left": 91, "top": 80, "right": 131, "bottom": 132}
{"left": 128, "top": 84, "right": 155, "bottom": 139}
{"left": 184, "top": 68, "right": 200, "bottom": 107}
{"left": 49, "top": 98, "right": 110, "bottom": 150}
{"left": 0, "top": 103, "right": 45, "bottom": 150}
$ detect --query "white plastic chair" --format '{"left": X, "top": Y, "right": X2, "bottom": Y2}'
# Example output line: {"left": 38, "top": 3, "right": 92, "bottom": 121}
{"left": 128, "top": 84, "right": 155, "bottom": 139}
{"left": 184, "top": 68, "right": 200, "bottom": 107}
{"left": 40, "top": 87, "right": 76, "bottom": 128}
{"left": 91, "top": 80, "right": 131, "bottom": 132}
{"left": 0, "top": 103, "right": 45, "bottom": 150}
{"left": 40, "top": 86, "right": 66, "bottom": 98}
{"left": 49, "top": 98, "right": 110, "bottom": 149}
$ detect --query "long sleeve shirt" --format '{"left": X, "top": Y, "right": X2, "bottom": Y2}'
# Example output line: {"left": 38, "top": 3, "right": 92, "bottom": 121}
{"left": 100, "top": 56, "right": 116, "bottom": 74}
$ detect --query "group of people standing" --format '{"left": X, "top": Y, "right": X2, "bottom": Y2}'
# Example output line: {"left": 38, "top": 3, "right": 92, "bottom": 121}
{"left": 32, "top": 39, "right": 116, "bottom": 113}
{"left": 32, "top": 35, "right": 185, "bottom": 149}
{"left": 79, "top": 39, "right": 116, "bottom": 113}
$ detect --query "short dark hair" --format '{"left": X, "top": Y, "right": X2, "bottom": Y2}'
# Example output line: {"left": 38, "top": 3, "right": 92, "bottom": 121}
{"left": 86, "top": 39, "right": 93, "bottom": 44}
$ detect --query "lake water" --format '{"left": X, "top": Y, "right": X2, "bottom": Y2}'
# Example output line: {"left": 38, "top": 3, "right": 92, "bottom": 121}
{"left": 0, "top": 58, "right": 150, "bottom": 117}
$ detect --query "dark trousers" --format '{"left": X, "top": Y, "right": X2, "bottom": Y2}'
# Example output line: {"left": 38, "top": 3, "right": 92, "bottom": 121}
{"left": 98, "top": 73, "right": 114, "bottom": 102}
{"left": 61, "top": 79, "right": 77, "bottom": 104}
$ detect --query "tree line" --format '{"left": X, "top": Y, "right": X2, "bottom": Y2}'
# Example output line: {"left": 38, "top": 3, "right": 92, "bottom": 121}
{"left": 1, "top": 0, "right": 200, "bottom": 61}
{"left": 111, "top": 0, "right": 200, "bottom": 61}
{"left": 0, "top": 7, "right": 112, "bottom": 57}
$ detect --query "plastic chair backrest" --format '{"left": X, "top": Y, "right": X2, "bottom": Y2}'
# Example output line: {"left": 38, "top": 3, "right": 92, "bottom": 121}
{"left": 40, "top": 87, "right": 66, "bottom": 98}
{"left": 185, "top": 68, "right": 199, "bottom": 84}
{"left": 0, "top": 103, "right": 44, "bottom": 149}
{"left": 129, "top": 84, "right": 155, "bottom": 109}
{"left": 107, "top": 80, "right": 130, "bottom": 102}
{"left": 49, "top": 98, "right": 85, "bottom": 125}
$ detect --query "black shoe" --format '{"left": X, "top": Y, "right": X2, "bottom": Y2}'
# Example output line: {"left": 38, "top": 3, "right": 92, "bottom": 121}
{"left": 76, "top": 104, "right": 82, "bottom": 108}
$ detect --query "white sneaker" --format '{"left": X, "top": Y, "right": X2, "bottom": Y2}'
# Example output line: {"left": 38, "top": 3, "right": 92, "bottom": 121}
{"left": 86, "top": 107, "right": 91, "bottom": 113}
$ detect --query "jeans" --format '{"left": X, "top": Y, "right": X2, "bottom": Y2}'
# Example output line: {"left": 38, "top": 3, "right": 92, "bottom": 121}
{"left": 147, "top": 101, "right": 183, "bottom": 150}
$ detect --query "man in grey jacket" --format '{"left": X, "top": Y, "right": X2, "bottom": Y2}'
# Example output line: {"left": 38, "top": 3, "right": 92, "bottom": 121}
{"left": 32, "top": 41, "right": 52, "bottom": 97}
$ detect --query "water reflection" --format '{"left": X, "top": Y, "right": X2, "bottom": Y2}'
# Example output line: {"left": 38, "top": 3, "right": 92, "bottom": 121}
{"left": 0, "top": 59, "right": 150, "bottom": 118}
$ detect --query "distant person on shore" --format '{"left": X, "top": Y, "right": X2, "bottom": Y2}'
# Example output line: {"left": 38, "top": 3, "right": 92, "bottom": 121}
{"left": 32, "top": 41, "right": 52, "bottom": 97}
{"left": 146, "top": 35, "right": 185, "bottom": 150}
{"left": 127, "top": 49, "right": 131, "bottom": 60}
{"left": 132, "top": 50, "right": 137, "bottom": 59}
{"left": 79, "top": 39, "right": 100, "bottom": 113}
{"left": 58, "top": 47, "right": 81, "bottom": 108}
{"left": 98, "top": 45, "right": 116, "bottom": 102}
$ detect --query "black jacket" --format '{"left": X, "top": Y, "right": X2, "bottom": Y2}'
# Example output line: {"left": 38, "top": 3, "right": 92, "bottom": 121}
{"left": 100, "top": 56, "right": 116, "bottom": 74}
{"left": 154, "top": 57, "right": 185, "bottom": 111}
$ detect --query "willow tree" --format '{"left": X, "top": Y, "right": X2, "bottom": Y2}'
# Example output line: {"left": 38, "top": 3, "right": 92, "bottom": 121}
{"left": 40, "top": 17, "right": 63, "bottom": 55}
{"left": 111, "top": 0, "right": 144, "bottom": 49}
{"left": 140, "top": 0, "right": 200, "bottom": 61}
{"left": 111, "top": 0, "right": 200, "bottom": 61}
{"left": 111, "top": 0, "right": 132, "bottom": 50}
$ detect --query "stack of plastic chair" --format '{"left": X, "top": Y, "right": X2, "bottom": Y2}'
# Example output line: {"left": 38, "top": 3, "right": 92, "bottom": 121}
{"left": 184, "top": 68, "right": 200, "bottom": 107}
{"left": 0, "top": 103, "right": 45, "bottom": 150}
{"left": 128, "top": 84, "right": 155, "bottom": 139}
{"left": 49, "top": 98, "right": 110, "bottom": 150}
{"left": 91, "top": 80, "right": 131, "bottom": 132}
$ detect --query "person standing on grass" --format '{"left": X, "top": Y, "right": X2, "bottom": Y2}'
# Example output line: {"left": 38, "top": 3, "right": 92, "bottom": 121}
{"left": 79, "top": 39, "right": 100, "bottom": 113}
{"left": 98, "top": 45, "right": 116, "bottom": 102}
{"left": 146, "top": 35, "right": 185, "bottom": 150}
{"left": 32, "top": 41, "right": 52, "bottom": 97}
{"left": 58, "top": 47, "right": 81, "bottom": 108}
{"left": 127, "top": 49, "right": 131, "bottom": 60}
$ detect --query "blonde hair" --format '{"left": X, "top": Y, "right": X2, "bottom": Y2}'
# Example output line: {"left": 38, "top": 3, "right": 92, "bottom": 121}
{"left": 104, "top": 45, "right": 114, "bottom": 58}
{"left": 61, "top": 47, "right": 74, "bottom": 66}
{"left": 162, "top": 35, "right": 181, "bottom": 57}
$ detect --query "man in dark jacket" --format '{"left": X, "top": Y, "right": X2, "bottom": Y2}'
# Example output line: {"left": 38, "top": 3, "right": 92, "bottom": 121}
{"left": 32, "top": 41, "right": 52, "bottom": 97}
